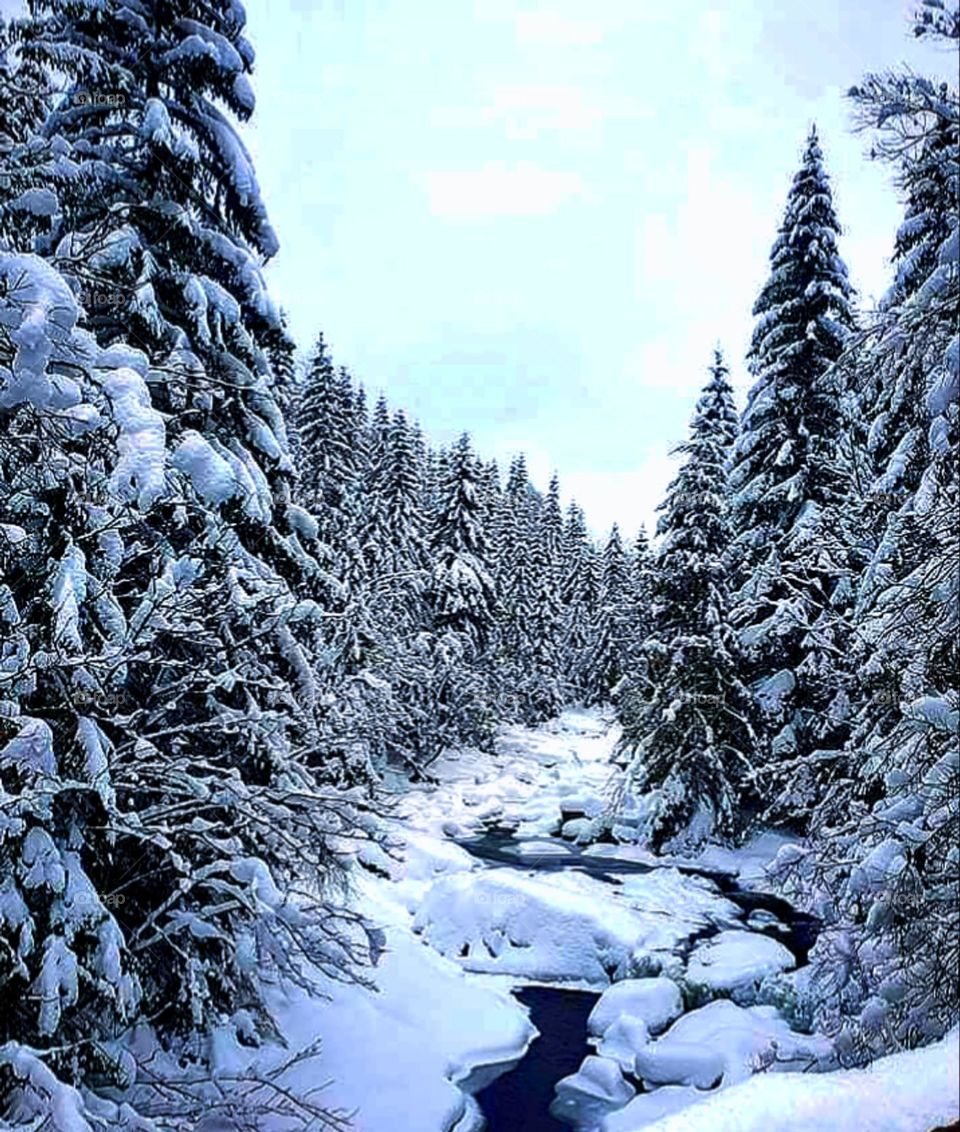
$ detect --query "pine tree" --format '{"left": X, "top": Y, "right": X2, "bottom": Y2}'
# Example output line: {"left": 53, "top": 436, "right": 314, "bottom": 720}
{"left": 615, "top": 351, "right": 756, "bottom": 850}
{"left": 297, "top": 337, "right": 363, "bottom": 555}
{"left": 798, "top": 25, "right": 959, "bottom": 1057}
{"left": 0, "top": 17, "right": 47, "bottom": 168}
{"left": 729, "top": 126, "right": 860, "bottom": 818}
{"left": 583, "top": 524, "right": 633, "bottom": 704}
{"left": 1, "top": 3, "right": 371, "bottom": 1114}
{"left": 626, "top": 525, "right": 655, "bottom": 662}
{"left": 430, "top": 434, "right": 496, "bottom": 653}
{"left": 559, "top": 503, "right": 601, "bottom": 700}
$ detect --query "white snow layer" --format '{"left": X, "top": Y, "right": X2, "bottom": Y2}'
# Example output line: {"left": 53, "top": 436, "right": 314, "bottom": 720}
{"left": 628, "top": 1028, "right": 960, "bottom": 1132}
{"left": 685, "top": 929, "right": 795, "bottom": 998}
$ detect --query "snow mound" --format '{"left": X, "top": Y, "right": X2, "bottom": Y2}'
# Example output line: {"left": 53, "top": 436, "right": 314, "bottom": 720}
{"left": 597, "top": 1014, "right": 653, "bottom": 1071}
{"left": 649, "top": 1000, "right": 831, "bottom": 1086}
{"left": 551, "top": 1054, "right": 636, "bottom": 1129}
{"left": 631, "top": 1029, "right": 959, "bottom": 1132}
{"left": 413, "top": 868, "right": 651, "bottom": 983}
{"left": 588, "top": 978, "right": 683, "bottom": 1039}
{"left": 686, "top": 930, "right": 794, "bottom": 1000}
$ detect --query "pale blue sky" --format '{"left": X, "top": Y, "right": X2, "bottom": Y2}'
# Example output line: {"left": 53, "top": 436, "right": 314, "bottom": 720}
{"left": 5, "top": 0, "right": 950, "bottom": 534}
{"left": 242, "top": 1, "right": 952, "bottom": 536}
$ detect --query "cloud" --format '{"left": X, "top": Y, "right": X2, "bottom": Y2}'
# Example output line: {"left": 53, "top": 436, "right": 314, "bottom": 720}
{"left": 514, "top": 11, "right": 606, "bottom": 46}
{"left": 420, "top": 162, "right": 585, "bottom": 218}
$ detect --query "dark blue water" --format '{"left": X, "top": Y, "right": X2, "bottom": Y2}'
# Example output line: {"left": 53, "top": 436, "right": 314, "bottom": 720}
{"left": 474, "top": 987, "right": 599, "bottom": 1132}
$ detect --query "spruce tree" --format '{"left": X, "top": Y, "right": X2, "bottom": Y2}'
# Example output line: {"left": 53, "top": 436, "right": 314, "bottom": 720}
{"left": 729, "top": 126, "right": 860, "bottom": 819}
{"left": 800, "top": 28, "right": 959, "bottom": 1056}
{"left": 616, "top": 351, "right": 756, "bottom": 849}
{"left": 297, "top": 336, "right": 363, "bottom": 555}
{"left": 1, "top": 3, "right": 370, "bottom": 1115}
{"left": 583, "top": 525, "right": 633, "bottom": 704}
{"left": 429, "top": 434, "right": 496, "bottom": 652}
{"left": 559, "top": 503, "right": 601, "bottom": 700}
{"left": 627, "top": 525, "right": 655, "bottom": 663}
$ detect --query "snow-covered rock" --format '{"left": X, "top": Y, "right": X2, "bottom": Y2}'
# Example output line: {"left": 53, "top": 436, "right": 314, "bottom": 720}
{"left": 412, "top": 868, "right": 652, "bottom": 983}
{"left": 550, "top": 1054, "right": 636, "bottom": 1129}
{"left": 650, "top": 1000, "right": 832, "bottom": 1086}
{"left": 625, "top": 1028, "right": 960, "bottom": 1132}
{"left": 686, "top": 930, "right": 795, "bottom": 1001}
{"left": 588, "top": 978, "right": 684, "bottom": 1039}
{"left": 634, "top": 1041, "right": 726, "bottom": 1089}
{"left": 597, "top": 1014, "right": 653, "bottom": 1071}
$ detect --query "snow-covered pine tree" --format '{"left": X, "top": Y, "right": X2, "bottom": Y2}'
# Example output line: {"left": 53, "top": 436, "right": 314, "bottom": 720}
{"left": 615, "top": 350, "right": 756, "bottom": 850}
{"left": 420, "top": 433, "right": 498, "bottom": 754}
{"left": 523, "top": 472, "right": 566, "bottom": 721}
{"left": 582, "top": 524, "right": 633, "bottom": 704}
{"left": 558, "top": 503, "right": 601, "bottom": 700}
{"left": 2, "top": 1, "right": 372, "bottom": 1113}
{"left": 296, "top": 336, "right": 364, "bottom": 558}
{"left": 728, "top": 126, "right": 860, "bottom": 821}
{"left": 0, "top": 17, "right": 47, "bottom": 163}
{"left": 627, "top": 524, "right": 654, "bottom": 663}
{"left": 491, "top": 459, "right": 567, "bottom": 722}
{"left": 1, "top": 255, "right": 150, "bottom": 1095}
{"left": 493, "top": 454, "right": 539, "bottom": 715}
{"left": 429, "top": 433, "right": 496, "bottom": 653}
{"left": 853, "top": 109, "right": 960, "bottom": 606}
{"left": 795, "top": 19, "right": 959, "bottom": 1058}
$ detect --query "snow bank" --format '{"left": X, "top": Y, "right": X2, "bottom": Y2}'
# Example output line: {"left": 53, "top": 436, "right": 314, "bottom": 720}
{"left": 268, "top": 905, "right": 534, "bottom": 1132}
{"left": 630, "top": 1029, "right": 960, "bottom": 1132}
{"left": 412, "top": 867, "right": 649, "bottom": 983}
{"left": 642, "top": 1000, "right": 831, "bottom": 1087}
{"left": 600, "top": 1085, "right": 708, "bottom": 1131}
{"left": 685, "top": 929, "right": 794, "bottom": 1000}
{"left": 588, "top": 978, "right": 683, "bottom": 1039}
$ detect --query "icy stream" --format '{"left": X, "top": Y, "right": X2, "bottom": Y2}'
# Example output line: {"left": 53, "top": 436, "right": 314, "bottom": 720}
{"left": 456, "top": 826, "right": 820, "bottom": 1131}
{"left": 261, "top": 709, "right": 958, "bottom": 1132}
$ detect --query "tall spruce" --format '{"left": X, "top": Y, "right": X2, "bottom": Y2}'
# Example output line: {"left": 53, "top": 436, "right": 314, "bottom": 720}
{"left": 729, "top": 126, "right": 860, "bottom": 820}
{"left": 1, "top": 3, "right": 370, "bottom": 1118}
{"left": 797, "top": 17, "right": 959, "bottom": 1058}
{"left": 615, "top": 351, "right": 756, "bottom": 849}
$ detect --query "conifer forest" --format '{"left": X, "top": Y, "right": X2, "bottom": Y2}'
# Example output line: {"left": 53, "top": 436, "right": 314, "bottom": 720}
{"left": 0, "top": 1, "right": 957, "bottom": 1130}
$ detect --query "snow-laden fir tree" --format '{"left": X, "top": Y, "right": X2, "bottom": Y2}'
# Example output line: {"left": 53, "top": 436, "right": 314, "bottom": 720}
{"left": 582, "top": 524, "right": 633, "bottom": 704}
{"left": 492, "top": 460, "right": 568, "bottom": 722}
{"left": 523, "top": 472, "right": 566, "bottom": 721}
{"left": 0, "top": 251, "right": 366, "bottom": 1129}
{"left": 0, "top": 255, "right": 151, "bottom": 1094}
{"left": 417, "top": 433, "right": 498, "bottom": 754}
{"left": 627, "top": 525, "right": 655, "bottom": 662}
{"left": 356, "top": 408, "right": 435, "bottom": 773}
{"left": 615, "top": 351, "right": 756, "bottom": 850}
{"left": 558, "top": 503, "right": 601, "bottom": 700}
{"left": 791, "top": 17, "right": 959, "bottom": 1058}
{"left": 430, "top": 433, "right": 497, "bottom": 652}
{"left": 0, "top": 18, "right": 47, "bottom": 164}
{"left": 1, "top": 1, "right": 373, "bottom": 1117}
{"left": 728, "top": 125, "right": 861, "bottom": 821}
{"left": 296, "top": 336, "right": 365, "bottom": 563}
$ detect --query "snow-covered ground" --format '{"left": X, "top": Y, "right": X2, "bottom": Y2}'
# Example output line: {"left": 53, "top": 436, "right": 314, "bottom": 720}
{"left": 259, "top": 710, "right": 958, "bottom": 1132}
